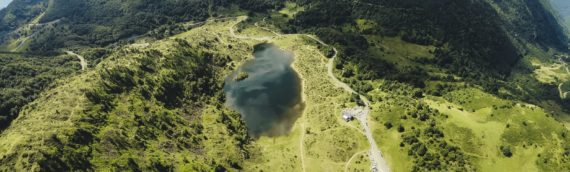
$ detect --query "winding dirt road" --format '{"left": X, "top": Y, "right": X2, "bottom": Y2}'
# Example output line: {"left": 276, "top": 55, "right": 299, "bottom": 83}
{"left": 297, "top": 25, "right": 390, "bottom": 172}
{"left": 314, "top": 37, "right": 389, "bottom": 172}
{"left": 345, "top": 150, "right": 367, "bottom": 171}
{"left": 65, "top": 51, "right": 87, "bottom": 71}
{"left": 558, "top": 58, "right": 570, "bottom": 99}
{"left": 13, "top": 19, "right": 61, "bottom": 52}
{"left": 558, "top": 66, "right": 570, "bottom": 99}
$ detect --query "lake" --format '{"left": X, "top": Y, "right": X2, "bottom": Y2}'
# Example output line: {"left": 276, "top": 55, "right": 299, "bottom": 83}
{"left": 550, "top": 0, "right": 570, "bottom": 17}
{"left": 550, "top": 0, "right": 570, "bottom": 26}
{"left": 224, "top": 43, "right": 304, "bottom": 138}
{"left": 0, "top": 0, "right": 11, "bottom": 10}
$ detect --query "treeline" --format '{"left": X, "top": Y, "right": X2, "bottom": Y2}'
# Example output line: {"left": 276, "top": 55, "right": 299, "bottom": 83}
{"left": 287, "top": 0, "right": 521, "bottom": 81}
{"left": 3, "top": 0, "right": 285, "bottom": 53}
{"left": 490, "top": 0, "right": 568, "bottom": 51}
{"left": 0, "top": 54, "right": 77, "bottom": 130}
{"left": 381, "top": 99, "right": 474, "bottom": 171}
{"left": 281, "top": 0, "right": 570, "bottom": 111}
{"left": 89, "top": 45, "right": 221, "bottom": 110}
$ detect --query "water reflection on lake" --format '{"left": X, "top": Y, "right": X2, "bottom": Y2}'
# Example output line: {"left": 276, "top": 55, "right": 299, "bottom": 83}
{"left": 224, "top": 43, "right": 304, "bottom": 138}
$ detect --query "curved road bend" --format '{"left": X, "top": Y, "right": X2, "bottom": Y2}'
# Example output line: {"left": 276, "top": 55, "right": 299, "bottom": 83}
{"left": 306, "top": 35, "right": 390, "bottom": 172}
{"left": 65, "top": 51, "right": 87, "bottom": 71}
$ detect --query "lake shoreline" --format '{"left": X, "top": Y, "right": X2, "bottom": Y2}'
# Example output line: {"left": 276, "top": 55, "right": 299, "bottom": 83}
{"left": 223, "top": 43, "right": 305, "bottom": 138}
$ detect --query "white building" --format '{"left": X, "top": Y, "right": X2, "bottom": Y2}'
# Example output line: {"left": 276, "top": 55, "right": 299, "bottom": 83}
{"left": 342, "top": 112, "right": 354, "bottom": 122}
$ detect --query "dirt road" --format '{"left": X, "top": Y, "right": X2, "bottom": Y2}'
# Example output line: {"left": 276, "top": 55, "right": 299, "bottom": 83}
{"left": 309, "top": 35, "right": 390, "bottom": 172}
{"left": 65, "top": 51, "right": 87, "bottom": 71}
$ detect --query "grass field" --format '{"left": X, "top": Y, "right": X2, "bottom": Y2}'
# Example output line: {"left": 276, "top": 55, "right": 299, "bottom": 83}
{"left": 430, "top": 88, "right": 569, "bottom": 171}
{"left": 366, "top": 85, "right": 570, "bottom": 171}
{"left": 365, "top": 35, "right": 436, "bottom": 70}
{"left": 279, "top": 2, "right": 305, "bottom": 19}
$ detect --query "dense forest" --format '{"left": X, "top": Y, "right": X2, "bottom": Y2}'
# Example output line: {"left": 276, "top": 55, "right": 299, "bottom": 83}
{"left": 287, "top": 0, "right": 565, "bottom": 79}
{"left": 0, "top": 0, "right": 285, "bottom": 53}
{"left": 0, "top": 53, "right": 77, "bottom": 130}
{"left": 279, "top": 0, "right": 570, "bottom": 111}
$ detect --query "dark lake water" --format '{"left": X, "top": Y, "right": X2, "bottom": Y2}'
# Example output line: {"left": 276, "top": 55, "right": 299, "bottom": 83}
{"left": 224, "top": 43, "right": 304, "bottom": 138}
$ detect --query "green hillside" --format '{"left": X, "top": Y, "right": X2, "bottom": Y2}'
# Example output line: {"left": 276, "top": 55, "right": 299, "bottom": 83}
{"left": 0, "top": 0, "right": 569, "bottom": 171}
{"left": 0, "top": 19, "right": 255, "bottom": 171}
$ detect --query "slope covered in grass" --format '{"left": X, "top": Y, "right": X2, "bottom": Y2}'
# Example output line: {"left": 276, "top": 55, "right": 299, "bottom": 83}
{"left": 0, "top": 18, "right": 256, "bottom": 171}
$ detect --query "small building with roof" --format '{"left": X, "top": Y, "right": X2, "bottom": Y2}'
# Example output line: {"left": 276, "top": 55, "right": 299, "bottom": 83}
{"left": 342, "top": 112, "right": 354, "bottom": 122}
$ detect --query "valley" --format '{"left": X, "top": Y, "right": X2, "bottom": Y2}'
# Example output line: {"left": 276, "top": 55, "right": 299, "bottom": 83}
{"left": 0, "top": 0, "right": 569, "bottom": 171}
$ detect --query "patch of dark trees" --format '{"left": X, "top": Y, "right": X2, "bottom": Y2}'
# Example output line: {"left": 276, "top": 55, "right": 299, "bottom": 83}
{"left": 384, "top": 102, "right": 473, "bottom": 171}
{"left": 281, "top": 0, "right": 570, "bottom": 112}
{"left": 0, "top": 54, "right": 77, "bottom": 131}
{"left": 51, "top": 40, "right": 249, "bottom": 171}
{"left": 286, "top": 0, "right": 520, "bottom": 84}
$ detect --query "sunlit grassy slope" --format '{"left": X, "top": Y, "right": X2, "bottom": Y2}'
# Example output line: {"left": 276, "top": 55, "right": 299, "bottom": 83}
{"left": 369, "top": 84, "right": 570, "bottom": 171}
{"left": 329, "top": 29, "right": 570, "bottom": 171}
{"left": 0, "top": 18, "right": 258, "bottom": 171}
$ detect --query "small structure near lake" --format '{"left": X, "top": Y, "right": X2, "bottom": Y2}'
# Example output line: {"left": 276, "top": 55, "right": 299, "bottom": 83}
{"left": 341, "top": 107, "right": 367, "bottom": 122}
{"left": 342, "top": 112, "right": 354, "bottom": 122}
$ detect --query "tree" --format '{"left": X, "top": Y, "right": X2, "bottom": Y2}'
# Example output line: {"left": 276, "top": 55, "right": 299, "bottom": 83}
{"left": 398, "top": 125, "right": 405, "bottom": 133}
{"left": 384, "top": 122, "right": 393, "bottom": 129}
{"left": 500, "top": 146, "right": 513, "bottom": 157}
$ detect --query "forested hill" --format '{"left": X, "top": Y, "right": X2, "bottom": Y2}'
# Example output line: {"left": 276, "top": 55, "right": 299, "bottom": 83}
{"left": 1, "top": 0, "right": 565, "bottom": 56}
{"left": 281, "top": 0, "right": 569, "bottom": 110}
{"left": 288, "top": 0, "right": 567, "bottom": 73}
{"left": 0, "top": 0, "right": 44, "bottom": 35}
{"left": 0, "top": 0, "right": 283, "bottom": 53}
